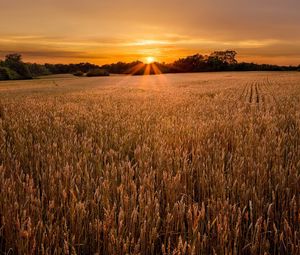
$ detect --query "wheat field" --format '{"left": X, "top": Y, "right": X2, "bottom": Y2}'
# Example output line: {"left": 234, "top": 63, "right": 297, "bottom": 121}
{"left": 0, "top": 72, "right": 299, "bottom": 254}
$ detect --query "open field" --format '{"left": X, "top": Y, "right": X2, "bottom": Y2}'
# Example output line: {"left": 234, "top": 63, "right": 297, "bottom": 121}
{"left": 0, "top": 72, "right": 300, "bottom": 254}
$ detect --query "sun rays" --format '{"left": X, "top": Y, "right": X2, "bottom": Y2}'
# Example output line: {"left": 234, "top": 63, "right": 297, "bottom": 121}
{"left": 124, "top": 59, "right": 162, "bottom": 76}
{"left": 111, "top": 59, "right": 165, "bottom": 89}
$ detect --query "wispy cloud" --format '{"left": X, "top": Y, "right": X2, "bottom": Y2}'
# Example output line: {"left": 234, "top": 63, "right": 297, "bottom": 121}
{"left": 0, "top": 0, "right": 299, "bottom": 65}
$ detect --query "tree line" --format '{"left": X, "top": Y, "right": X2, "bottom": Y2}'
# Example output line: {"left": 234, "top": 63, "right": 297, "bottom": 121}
{"left": 0, "top": 54, "right": 102, "bottom": 80}
{"left": 1, "top": 51, "right": 299, "bottom": 80}
{"left": 104, "top": 51, "right": 300, "bottom": 74}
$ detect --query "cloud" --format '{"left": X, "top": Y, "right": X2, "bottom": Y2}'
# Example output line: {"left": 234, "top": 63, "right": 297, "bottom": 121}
{"left": 0, "top": 0, "right": 299, "bottom": 65}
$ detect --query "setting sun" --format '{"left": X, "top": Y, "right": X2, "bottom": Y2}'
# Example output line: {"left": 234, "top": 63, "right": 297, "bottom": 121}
{"left": 146, "top": 56, "right": 155, "bottom": 64}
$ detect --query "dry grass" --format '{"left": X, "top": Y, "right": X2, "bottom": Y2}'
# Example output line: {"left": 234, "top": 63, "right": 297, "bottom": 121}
{"left": 0, "top": 72, "right": 299, "bottom": 254}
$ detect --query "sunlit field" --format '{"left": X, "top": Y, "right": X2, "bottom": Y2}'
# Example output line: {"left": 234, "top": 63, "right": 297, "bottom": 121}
{"left": 0, "top": 72, "right": 300, "bottom": 254}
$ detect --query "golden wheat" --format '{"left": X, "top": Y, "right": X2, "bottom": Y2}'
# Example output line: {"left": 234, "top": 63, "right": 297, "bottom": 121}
{"left": 0, "top": 72, "right": 299, "bottom": 254}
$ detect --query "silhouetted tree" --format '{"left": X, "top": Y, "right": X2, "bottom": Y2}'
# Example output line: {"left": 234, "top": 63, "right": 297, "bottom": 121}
{"left": 172, "top": 54, "right": 207, "bottom": 72}
{"left": 210, "top": 50, "right": 237, "bottom": 64}
{"left": 4, "top": 54, "right": 32, "bottom": 79}
{"left": 27, "top": 63, "right": 50, "bottom": 76}
{"left": 45, "top": 62, "right": 100, "bottom": 74}
{"left": 0, "top": 51, "right": 298, "bottom": 80}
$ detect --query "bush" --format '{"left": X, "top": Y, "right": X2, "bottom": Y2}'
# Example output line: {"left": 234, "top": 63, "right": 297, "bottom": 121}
{"left": 0, "top": 67, "right": 22, "bottom": 80}
{"left": 73, "top": 71, "right": 84, "bottom": 77}
{"left": 86, "top": 68, "right": 109, "bottom": 77}
{"left": 4, "top": 54, "right": 32, "bottom": 79}
{"left": 0, "top": 67, "right": 10, "bottom": 80}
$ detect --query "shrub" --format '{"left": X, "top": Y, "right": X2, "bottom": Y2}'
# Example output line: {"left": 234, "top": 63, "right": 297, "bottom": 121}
{"left": 4, "top": 54, "right": 32, "bottom": 79}
{"left": 0, "top": 67, "right": 22, "bottom": 80}
{"left": 0, "top": 67, "right": 10, "bottom": 80}
{"left": 86, "top": 68, "right": 109, "bottom": 77}
{"left": 73, "top": 70, "right": 84, "bottom": 77}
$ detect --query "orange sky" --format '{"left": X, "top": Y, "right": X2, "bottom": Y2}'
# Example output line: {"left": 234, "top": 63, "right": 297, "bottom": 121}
{"left": 1, "top": 0, "right": 300, "bottom": 65}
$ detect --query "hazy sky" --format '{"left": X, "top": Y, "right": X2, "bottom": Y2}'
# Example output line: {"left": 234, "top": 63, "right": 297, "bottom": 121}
{"left": 1, "top": 0, "right": 300, "bottom": 65}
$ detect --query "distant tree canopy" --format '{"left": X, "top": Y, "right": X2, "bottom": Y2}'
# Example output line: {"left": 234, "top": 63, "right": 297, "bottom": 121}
{"left": 4, "top": 54, "right": 32, "bottom": 79}
{"left": 27, "top": 63, "right": 50, "bottom": 77}
{"left": 0, "top": 54, "right": 102, "bottom": 80}
{"left": 102, "top": 50, "right": 298, "bottom": 75}
{"left": 45, "top": 63, "right": 100, "bottom": 74}
{"left": 210, "top": 50, "right": 237, "bottom": 64}
{"left": 0, "top": 51, "right": 299, "bottom": 80}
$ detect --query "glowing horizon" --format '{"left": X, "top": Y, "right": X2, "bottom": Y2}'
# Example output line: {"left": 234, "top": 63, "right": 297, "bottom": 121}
{"left": 1, "top": 0, "right": 300, "bottom": 66}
